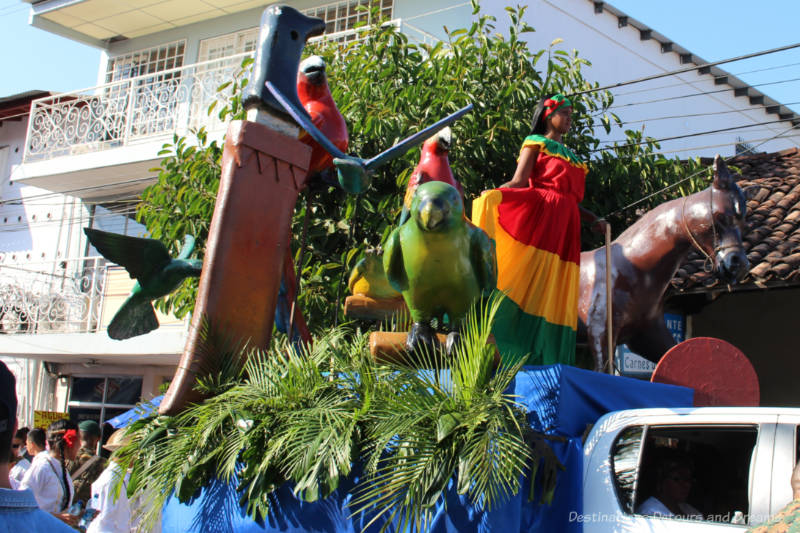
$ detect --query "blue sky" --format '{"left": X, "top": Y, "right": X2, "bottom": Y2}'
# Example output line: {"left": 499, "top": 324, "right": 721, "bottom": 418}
{"left": 607, "top": 0, "right": 800, "bottom": 114}
{"left": 0, "top": 1, "right": 101, "bottom": 95}
{"left": 0, "top": 0, "right": 799, "bottom": 115}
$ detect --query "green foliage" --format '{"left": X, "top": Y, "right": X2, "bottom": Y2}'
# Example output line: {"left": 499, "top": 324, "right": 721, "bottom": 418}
{"left": 583, "top": 129, "right": 707, "bottom": 248}
{"left": 135, "top": 2, "right": 707, "bottom": 329}
{"left": 351, "top": 296, "right": 534, "bottom": 530}
{"left": 114, "top": 296, "right": 560, "bottom": 531}
{"left": 135, "top": 57, "right": 253, "bottom": 317}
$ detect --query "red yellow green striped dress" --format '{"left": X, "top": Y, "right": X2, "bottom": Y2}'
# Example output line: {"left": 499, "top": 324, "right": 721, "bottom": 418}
{"left": 472, "top": 134, "right": 587, "bottom": 365}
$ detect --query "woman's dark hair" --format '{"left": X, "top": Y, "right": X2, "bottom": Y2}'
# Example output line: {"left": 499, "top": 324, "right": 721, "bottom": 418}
{"left": 28, "top": 427, "right": 46, "bottom": 449}
{"left": 529, "top": 93, "right": 556, "bottom": 136}
{"left": 15, "top": 426, "right": 29, "bottom": 441}
{"left": 46, "top": 418, "right": 77, "bottom": 511}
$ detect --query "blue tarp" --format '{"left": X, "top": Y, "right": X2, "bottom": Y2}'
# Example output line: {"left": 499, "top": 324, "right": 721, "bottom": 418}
{"left": 107, "top": 395, "right": 163, "bottom": 428}
{"left": 161, "top": 365, "right": 693, "bottom": 532}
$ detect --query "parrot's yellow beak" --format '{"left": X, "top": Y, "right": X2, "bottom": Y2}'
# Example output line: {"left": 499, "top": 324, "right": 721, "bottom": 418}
{"left": 419, "top": 199, "right": 446, "bottom": 230}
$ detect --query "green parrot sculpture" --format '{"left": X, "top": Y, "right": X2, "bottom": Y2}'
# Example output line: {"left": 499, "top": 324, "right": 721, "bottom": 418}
{"left": 383, "top": 181, "right": 497, "bottom": 354}
{"left": 348, "top": 247, "right": 401, "bottom": 300}
{"left": 84, "top": 228, "right": 203, "bottom": 340}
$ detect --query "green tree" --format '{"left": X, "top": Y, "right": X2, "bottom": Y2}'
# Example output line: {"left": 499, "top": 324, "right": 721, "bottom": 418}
{"left": 136, "top": 1, "right": 705, "bottom": 330}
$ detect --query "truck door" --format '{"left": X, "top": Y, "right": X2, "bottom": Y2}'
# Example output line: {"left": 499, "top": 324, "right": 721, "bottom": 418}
{"left": 771, "top": 414, "right": 800, "bottom": 517}
{"left": 584, "top": 415, "right": 777, "bottom": 532}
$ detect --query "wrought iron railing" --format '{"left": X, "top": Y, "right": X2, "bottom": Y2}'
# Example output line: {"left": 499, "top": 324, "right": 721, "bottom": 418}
{"left": 23, "top": 52, "right": 253, "bottom": 163}
{"left": 21, "top": 18, "right": 434, "bottom": 165}
{"left": 0, "top": 256, "right": 108, "bottom": 334}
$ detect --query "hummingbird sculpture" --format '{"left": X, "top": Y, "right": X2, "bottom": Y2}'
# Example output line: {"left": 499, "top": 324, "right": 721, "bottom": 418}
{"left": 84, "top": 228, "right": 203, "bottom": 340}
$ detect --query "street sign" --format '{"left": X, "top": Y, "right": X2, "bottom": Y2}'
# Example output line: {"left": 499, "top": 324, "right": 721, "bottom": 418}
{"left": 616, "top": 313, "right": 685, "bottom": 378}
{"left": 33, "top": 410, "right": 69, "bottom": 429}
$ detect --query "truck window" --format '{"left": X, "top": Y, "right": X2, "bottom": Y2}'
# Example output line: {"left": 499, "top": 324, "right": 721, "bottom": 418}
{"left": 611, "top": 425, "right": 645, "bottom": 515}
{"left": 612, "top": 425, "right": 758, "bottom": 524}
{"left": 796, "top": 425, "right": 800, "bottom": 464}
{"left": 635, "top": 425, "right": 758, "bottom": 524}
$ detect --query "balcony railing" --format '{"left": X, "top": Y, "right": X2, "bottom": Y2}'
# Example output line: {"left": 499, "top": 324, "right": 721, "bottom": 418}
{"left": 23, "top": 52, "right": 253, "bottom": 163}
{"left": 21, "top": 18, "right": 438, "bottom": 165}
{"left": 0, "top": 257, "right": 108, "bottom": 334}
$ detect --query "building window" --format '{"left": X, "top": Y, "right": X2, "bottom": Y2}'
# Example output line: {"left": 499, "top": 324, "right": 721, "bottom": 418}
{"left": 67, "top": 376, "right": 142, "bottom": 426}
{"left": 305, "top": 0, "right": 394, "bottom": 41}
{"left": 105, "top": 41, "right": 186, "bottom": 83}
{"left": 198, "top": 29, "right": 259, "bottom": 62}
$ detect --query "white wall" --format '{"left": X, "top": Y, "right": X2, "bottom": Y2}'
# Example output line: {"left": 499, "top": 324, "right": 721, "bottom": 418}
{"left": 480, "top": 0, "right": 796, "bottom": 158}
{"left": 0, "top": 115, "right": 145, "bottom": 266}
{"left": 94, "top": 0, "right": 796, "bottom": 160}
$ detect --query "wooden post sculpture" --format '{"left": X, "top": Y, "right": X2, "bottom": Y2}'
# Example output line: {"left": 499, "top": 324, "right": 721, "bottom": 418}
{"left": 159, "top": 5, "right": 326, "bottom": 415}
{"left": 161, "top": 5, "right": 473, "bottom": 414}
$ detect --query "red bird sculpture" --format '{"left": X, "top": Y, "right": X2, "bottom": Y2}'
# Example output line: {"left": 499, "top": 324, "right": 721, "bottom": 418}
{"left": 399, "top": 126, "right": 463, "bottom": 224}
{"left": 297, "top": 55, "right": 349, "bottom": 179}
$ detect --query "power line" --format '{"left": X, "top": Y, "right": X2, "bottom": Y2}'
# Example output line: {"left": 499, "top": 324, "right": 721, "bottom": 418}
{"left": 612, "top": 101, "right": 800, "bottom": 126}
{"left": 635, "top": 134, "right": 800, "bottom": 157}
{"left": 0, "top": 206, "right": 142, "bottom": 233}
{"left": 595, "top": 75, "right": 800, "bottom": 114}
{"left": 611, "top": 61, "right": 800, "bottom": 98}
{"left": 592, "top": 117, "right": 799, "bottom": 151}
{"left": 572, "top": 41, "right": 800, "bottom": 97}
{"left": 601, "top": 124, "right": 800, "bottom": 219}
{"left": 0, "top": 193, "right": 141, "bottom": 207}
{"left": 0, "top": 177, "right": 156, "bottom": 206}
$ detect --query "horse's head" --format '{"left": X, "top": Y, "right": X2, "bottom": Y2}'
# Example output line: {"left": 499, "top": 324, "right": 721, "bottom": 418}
{"left": 708, "top": 155, "right": 749, "bottom": 283}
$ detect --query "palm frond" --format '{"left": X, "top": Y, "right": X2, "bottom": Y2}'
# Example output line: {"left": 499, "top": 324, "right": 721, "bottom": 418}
{"left": 117, "top": 293, "right": 563, "bottom": 533}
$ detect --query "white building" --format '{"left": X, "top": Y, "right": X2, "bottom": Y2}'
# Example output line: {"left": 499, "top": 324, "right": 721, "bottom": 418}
{"left": 2, "top": 0, "right": 797, "bottom": 426}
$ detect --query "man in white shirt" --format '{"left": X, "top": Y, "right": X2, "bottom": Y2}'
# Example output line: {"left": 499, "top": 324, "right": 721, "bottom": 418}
{"left": 19, "top": 443, "right": 73, "bottom": 513}
{"left": 86, "top": 429, "right": 132, "bottom": 533}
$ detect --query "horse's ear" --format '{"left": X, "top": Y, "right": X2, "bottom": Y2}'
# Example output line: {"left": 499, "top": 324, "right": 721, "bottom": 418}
{"left": 742, "top": 184, "right": 760, "bottom": 201}
{"left": 712, "top": 154, "right": 733, "bottom": 190}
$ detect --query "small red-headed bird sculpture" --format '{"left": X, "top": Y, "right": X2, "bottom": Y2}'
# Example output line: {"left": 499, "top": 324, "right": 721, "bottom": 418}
{"left": 297, "top": 55, "right": 348, "bottom": 180}
{"left": 399, "top": 126, "right": 463, "bottom": 224}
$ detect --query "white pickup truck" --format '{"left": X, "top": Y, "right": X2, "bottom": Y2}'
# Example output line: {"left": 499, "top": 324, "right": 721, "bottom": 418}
{"left": 581, "top": 407, "right": 800, "bottom": 531}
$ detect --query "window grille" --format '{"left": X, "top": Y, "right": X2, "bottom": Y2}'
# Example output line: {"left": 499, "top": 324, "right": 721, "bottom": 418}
{"left": 105, "top": 40, "right": 186, "bottom": 83}
{"left": 198, "top": 29, "right": 259, "bottom": 62}
{"left": 304, "top": 0, "right": 394, "bottom": 42}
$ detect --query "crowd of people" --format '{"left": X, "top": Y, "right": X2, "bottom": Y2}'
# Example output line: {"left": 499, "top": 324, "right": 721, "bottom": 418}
{"left": 1, "top": 361, "right": 145, "bottom": 532}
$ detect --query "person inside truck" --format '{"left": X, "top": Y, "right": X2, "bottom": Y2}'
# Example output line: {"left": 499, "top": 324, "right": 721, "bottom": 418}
{"left": 637, "top": 449, "right": 703, "bottom": 519}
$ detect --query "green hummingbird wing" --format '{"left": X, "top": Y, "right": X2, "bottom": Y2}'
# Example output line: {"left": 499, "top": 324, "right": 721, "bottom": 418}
{"left": 84, "top": 228, "right": 172, "bottom": 285}
{"left": 383, "top": 228, "right": 408, "bottom": 292}
{"left": 107, "top": 295, "right": 159, "bottom": 340}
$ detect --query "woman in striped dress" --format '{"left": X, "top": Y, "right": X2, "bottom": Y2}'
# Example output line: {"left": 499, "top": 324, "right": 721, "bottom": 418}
{"left": 472, "top": 94, "right": 606, "bottom": 365}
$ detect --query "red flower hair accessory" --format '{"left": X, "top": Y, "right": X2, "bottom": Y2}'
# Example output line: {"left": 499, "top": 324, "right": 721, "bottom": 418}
{"left": 543, "top": 94, "right": 572, "bottom": 118}
{"left": 62, "top": 429, "right": 78, "bottom": 448}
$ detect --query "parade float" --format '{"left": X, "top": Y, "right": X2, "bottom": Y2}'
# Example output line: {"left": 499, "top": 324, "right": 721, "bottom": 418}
{"left": 87, "top": 3, "right": 759, "bottom": 532}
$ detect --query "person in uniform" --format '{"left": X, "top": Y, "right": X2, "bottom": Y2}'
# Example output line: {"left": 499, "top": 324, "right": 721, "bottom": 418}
{"left": 68, "top": 420, "right": 106, "bottom": 504}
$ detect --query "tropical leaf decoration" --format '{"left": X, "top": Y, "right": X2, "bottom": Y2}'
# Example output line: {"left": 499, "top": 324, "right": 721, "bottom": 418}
{"left": 113, "top": 294, "right": 563, "bottom": 532}
{"left": 352, "top": 295, "right": 532, "bottom": 531}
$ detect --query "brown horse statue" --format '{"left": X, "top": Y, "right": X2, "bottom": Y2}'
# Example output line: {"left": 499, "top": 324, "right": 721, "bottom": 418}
{"left": 578, "top": 155, "right": 749, "bottom": 372}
